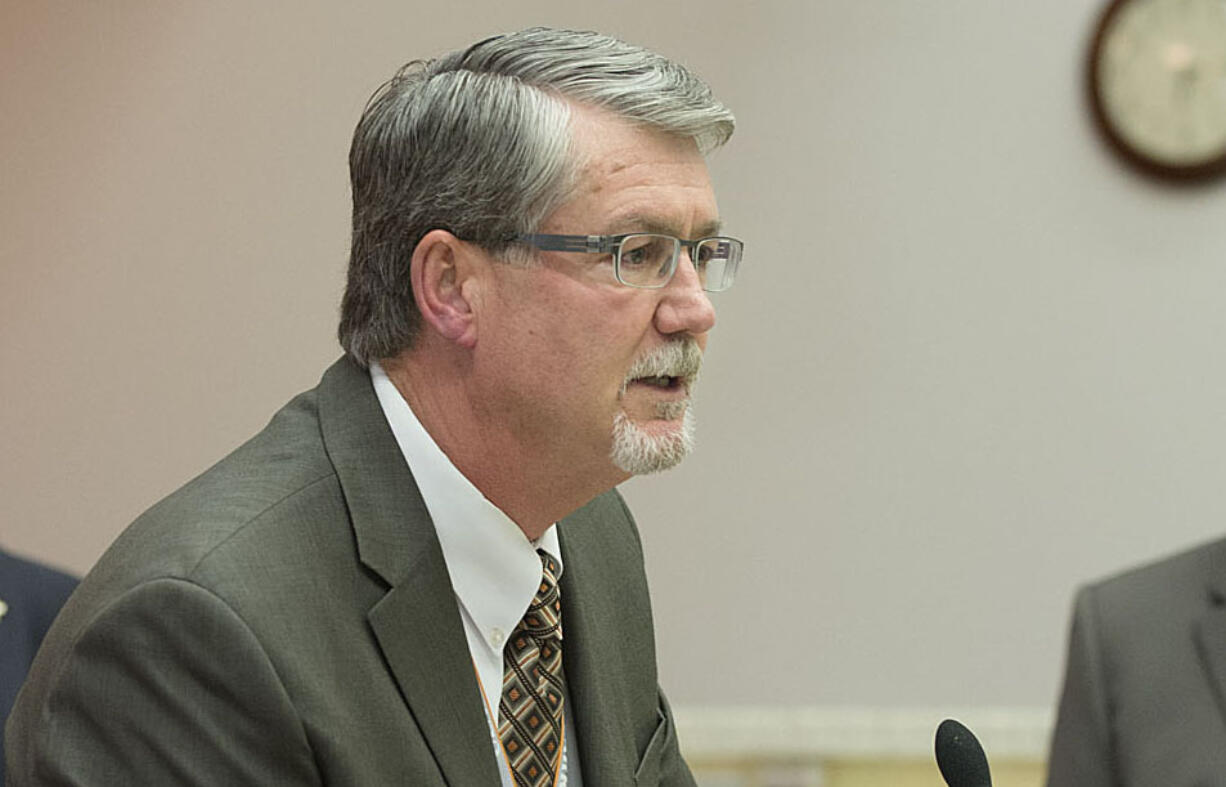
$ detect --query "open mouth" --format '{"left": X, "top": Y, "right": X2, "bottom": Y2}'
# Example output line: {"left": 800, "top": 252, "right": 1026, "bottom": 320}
{"left": 633, "top": 374, "right": 684, "bottom": 390}
{"left": 621, "top": 339, "right": 703, "bottom": 399}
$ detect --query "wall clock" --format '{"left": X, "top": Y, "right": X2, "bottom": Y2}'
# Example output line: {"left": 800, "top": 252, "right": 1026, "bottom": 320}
{"left": 1087, "top": 0, "right": 1226, "bottom": 181}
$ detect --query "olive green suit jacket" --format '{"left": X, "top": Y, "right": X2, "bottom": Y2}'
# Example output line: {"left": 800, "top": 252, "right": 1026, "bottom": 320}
{"left": 6, "top": 357, "right": 694, "bottom": 786}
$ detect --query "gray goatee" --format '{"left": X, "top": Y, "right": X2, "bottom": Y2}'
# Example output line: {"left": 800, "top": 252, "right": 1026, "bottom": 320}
{"left": 611, "top": 338, "right": 703, "bottom": 474}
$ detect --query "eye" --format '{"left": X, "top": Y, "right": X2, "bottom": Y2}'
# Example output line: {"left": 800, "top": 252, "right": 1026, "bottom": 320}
{"left": 615, "top": 235, "right": 679, "bottom": 287}
{"left": 621, "top": 245, "right": 650, "bottom": 267}
{"left": 618, "top": 235, "right": 673, "bottom": 269}
{"left": 694, "top": 243, "right": 714, "bottom": 269}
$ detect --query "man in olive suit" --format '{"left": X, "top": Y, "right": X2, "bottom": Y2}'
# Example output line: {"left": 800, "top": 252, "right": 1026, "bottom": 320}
{"left": 7, "top": 28, "right": 743, "bottom": 785}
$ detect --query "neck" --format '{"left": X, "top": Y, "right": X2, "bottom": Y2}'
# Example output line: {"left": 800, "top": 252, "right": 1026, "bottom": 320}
{"left": 382, "top": 349, "right": 628, "bottom": 541}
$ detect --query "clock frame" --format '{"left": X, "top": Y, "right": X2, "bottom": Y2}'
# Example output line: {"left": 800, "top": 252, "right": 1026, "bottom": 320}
{"left": 1087, "top": 0, "right": 1226, "bottom": 182}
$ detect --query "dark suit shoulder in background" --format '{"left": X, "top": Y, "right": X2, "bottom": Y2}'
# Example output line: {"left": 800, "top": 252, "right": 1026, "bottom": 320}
{"left": 1047, "top": 536, "right": 1226, "bottom": 786}
{"left": 1, "top": 549, "right": 78, "bottom": 782}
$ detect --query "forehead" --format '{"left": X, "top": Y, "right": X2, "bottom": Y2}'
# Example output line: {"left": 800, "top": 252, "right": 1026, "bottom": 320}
{"left": 546, "top": 103, "right": 720, "bottom": 236}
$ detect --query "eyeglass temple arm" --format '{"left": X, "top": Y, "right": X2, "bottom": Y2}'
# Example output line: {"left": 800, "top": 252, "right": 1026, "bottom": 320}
{"left": 520, "top": 233, "right": 739, "bottom": 256}
{"left": 517, "top": 234, "right": 617, "bottom": 253}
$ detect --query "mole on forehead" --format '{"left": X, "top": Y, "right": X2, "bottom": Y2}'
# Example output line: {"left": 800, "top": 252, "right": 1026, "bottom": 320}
{"left": 574, "top": 129, "right": 701, "bottom": 180}
{"left": 581, "top": 156, "right": 649, "bottom": 185}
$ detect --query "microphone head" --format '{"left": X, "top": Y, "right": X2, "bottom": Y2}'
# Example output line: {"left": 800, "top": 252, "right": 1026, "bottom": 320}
{"left": 934, "top": 718, "right": 992, "bottom": 787}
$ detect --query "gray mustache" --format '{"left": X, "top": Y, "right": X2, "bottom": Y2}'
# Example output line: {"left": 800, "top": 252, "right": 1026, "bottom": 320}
{"left": 621, "top": 339, "right": 703, "bottom": 390}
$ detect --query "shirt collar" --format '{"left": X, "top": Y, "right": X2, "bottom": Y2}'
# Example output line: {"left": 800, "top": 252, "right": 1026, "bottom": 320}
{"left": 369, "top": 362, "right": 563, "bottom": 651}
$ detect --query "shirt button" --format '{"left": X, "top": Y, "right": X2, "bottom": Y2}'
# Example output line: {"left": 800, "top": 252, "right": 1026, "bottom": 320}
{"left": 490, "top": 628, "right": 505, "bottom": 647}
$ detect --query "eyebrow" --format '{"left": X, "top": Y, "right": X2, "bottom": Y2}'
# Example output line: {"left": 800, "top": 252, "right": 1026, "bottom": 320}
{"left": 607, "top": 214, "right": 724, "bottom": 239}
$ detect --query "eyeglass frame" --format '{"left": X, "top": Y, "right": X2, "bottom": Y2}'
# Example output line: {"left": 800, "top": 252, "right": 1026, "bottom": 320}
{"left": 514, "top": 232, "right": 743, "bottom": 292}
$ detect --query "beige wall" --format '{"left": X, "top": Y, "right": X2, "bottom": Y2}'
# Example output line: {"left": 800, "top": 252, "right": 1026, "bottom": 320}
{"left": 5, "top": 0, "right": 1226, "bottom": 748}
{"left": 688, "top": 757, "right": 1043, "bottom": 787}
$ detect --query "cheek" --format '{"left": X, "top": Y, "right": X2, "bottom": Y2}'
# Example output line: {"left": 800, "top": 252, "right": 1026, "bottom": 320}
{"left": 541, "top": 332, "right": 628, "bottom": 407}
{"left": 514, "top": 278, "right": 655, "bottom": 393}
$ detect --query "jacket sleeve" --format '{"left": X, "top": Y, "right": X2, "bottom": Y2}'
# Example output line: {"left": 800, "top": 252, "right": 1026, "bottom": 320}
{"left": 1046, "top": 585, "right": 1117, "bottom": 787}
{"left": 7, "top": 577, "right": 321, "bottom": 786}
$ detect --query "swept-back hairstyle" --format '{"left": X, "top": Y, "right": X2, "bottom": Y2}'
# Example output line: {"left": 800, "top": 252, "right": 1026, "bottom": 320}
{"left": 338, "top": 27, "right": 735, "bottom": 365}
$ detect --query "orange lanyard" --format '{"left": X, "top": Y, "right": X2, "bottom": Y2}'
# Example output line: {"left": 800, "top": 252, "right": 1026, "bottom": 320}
{"left": 473, "top": 659, "right": 565, "bottom": 785}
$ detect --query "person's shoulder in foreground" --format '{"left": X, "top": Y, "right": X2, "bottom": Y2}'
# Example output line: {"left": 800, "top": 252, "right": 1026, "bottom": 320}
{"left": 1046, "top": 535, "right": 1226, "bottom": 787}
{"left": 7, "top": 26, "right": 739, "bottom": 786}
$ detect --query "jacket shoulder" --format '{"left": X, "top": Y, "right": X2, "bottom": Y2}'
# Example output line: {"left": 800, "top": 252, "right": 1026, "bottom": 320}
{"left": 1083, "top": 536, "right": 1226, "bottom": 614}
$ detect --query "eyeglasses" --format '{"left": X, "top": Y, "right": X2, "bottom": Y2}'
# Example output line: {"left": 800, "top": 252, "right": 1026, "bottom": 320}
{"left": 516, "top": 233, "right": 743, "bottom": 292}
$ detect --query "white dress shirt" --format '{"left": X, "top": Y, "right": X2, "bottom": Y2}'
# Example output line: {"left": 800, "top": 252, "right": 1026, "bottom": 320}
{"left": 370, "top": 363, "right": 582, "bottom": 787}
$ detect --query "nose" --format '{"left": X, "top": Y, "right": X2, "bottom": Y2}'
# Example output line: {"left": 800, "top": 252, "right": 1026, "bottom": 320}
{"left": 653, "top": 250, "right": 716, "bottom": 337}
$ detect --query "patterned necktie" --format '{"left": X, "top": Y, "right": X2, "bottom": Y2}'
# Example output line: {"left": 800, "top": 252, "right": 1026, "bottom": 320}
{"left": 498, "top": 550, "right": 565, "bottom": 787}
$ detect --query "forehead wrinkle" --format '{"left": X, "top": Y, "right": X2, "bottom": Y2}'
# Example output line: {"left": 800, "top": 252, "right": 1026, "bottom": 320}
{"left": 551, "top": 104, "right": 719, "bottom": 238}
{"left": 577, "top": 134, "right": 700, "bottom": 190}
{"left": 604, "top": 211, "right": 723, "bottom": 239}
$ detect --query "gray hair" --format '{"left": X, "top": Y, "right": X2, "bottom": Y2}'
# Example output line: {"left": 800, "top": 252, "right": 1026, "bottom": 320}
{"left": 337, "top": 27, "right": 735, "bottom": 365}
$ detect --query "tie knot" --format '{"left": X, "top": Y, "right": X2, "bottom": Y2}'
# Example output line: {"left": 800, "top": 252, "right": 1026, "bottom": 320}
{"left": 520, "top": 550, "right": 561, "bottom": 639}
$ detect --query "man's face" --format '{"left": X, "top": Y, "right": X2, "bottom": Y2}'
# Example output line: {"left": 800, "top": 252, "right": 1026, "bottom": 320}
{"left": 474, "top": 104, "right": 720, "bottom": 485}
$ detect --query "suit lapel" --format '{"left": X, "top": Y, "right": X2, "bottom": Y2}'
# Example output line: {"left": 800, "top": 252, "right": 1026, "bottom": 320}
{"left": 558, "top": 499, "right": 638, "bottom": 783}
{"left": 317, "top": 357, "right": 501, "bottom": 785}
{"left": 367, "top": 560, "right": 499, "bottom": 785}
{"left": 1193, "top": 546, "right": 1226, "bottom": 726}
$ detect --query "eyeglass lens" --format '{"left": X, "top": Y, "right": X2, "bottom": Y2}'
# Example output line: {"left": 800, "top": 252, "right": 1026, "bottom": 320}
{"left": 616, "top": 234, "right": 740, "bottom": 291}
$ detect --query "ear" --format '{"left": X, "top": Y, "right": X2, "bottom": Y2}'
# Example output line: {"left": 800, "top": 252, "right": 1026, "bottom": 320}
{"left": 410, "top": 229, "right": 480, "bottom": 348}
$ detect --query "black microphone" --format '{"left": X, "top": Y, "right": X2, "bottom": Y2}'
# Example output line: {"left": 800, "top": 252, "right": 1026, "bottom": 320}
{"left": 934, "top": 718, "right": 992, "bottom": 787}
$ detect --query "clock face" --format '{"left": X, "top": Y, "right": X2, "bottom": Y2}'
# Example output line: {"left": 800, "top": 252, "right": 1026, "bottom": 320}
{"left": 1089, "top": 0, "right": 1226, "bottom": 179}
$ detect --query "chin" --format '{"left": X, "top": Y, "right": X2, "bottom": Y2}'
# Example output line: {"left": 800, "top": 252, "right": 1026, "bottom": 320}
{"left": 609, "top": 408, "right": 695, "bottom": 475}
